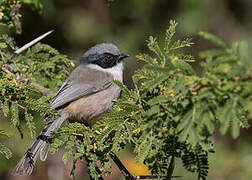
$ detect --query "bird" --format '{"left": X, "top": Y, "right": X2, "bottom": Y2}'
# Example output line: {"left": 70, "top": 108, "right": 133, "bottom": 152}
{"left": 12, "top": 43, "right": 129, "bottom": 175}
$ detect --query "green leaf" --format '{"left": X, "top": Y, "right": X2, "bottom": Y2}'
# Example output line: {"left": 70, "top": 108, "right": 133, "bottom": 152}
{"left": 10, "top": 103, "right": 19, "bottom": 127}
{"left": 135, "top": 136, "right": 152, "bottom": 164}
{"left": 147, "top": 36, "right": 166, "bottom": 65}
{"left": 0, "top": 130, "right": 9, "bottom": 138}
{"left": 96, "top": 119, "right": 124, "bottom": 142}
{"left": 62, "top": 151, "right": 72, "bottom": 164}
{"left": 0, "top": 42, "right": 7, "bottom": 49}
{"left": 136, "top": 54, "right": 156, "bottom": 65}
{"left": 147, "top": 95, "right": 171, "bottom": 106}
{"left": 25, "top": 111, "right": 36, "bottom": 138}
{"left": 0, "top": 142, "right": 12, "bottom": 159}
{"left": 2, "top": 100, "right": 9, "bottom": 117}
{"left": 199, "top": 31, "right": 227, "bottom": 48}
{"left": 116, "top": 101, "right": 140, "bottom": 111}
{"left": 174, "top": 59, "right": 196, "bottom": 75}
{"left": 113, "top": 80, "right": 131, "bottom": 96}
{"left": 144, "top": 74, "right": 169, "bottom": 90}
{"left": 74, "top": 152, "right": 83, "bottom": 160}
{"left": 177, "top": 109, "right": 193, "bottom": 133}
{"left": 170, "top": 38, "right": 194, "bottom": 51}
{"left": 231, "top": 116, "right": 240, "bottom": 139}
{"left": 145, "top": 65, "right": 172, "bottom": 72}
{"left": 165, "top": 20, "right": 178, "bottom": 51}
{"left": 217, "top": 100, "right": 233, "bottom": 135}
{"left": 212, "top": 55, "right": 236, "bottom": 66}
{"left": 201, "top": 111, "right": 215, "bottom": 134}
{"left": 143, "top": 104, "right": 160, "bottom": 117}
{"left": 199, "top": 49, "right": 228, "bottom": 59}
{"left": 238, "top": 40, "right": 248, "bottom": 63}
{"left": 173, "top": 76, "right": 185, "bottom": 94}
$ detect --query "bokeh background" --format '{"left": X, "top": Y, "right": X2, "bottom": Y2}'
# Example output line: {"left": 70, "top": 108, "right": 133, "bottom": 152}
{"left": 1, "top": 0, "right": 252, "bottom": 179}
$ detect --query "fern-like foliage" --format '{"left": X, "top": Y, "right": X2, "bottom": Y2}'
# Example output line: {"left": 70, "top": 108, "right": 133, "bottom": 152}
{"left": 0, "top": 34, "right": 72, "bottom": 157}
{"left": 1, "top": 19, "right": 252, "bottom": 180}
{"left": 0, "top": 130, "right": 12, "bottom": 159}
{"left": 0, "top": 0, "right": 43, "bottom": 33}
{"left": 81, "top": 20, "right": 250, "bottom": 179}
{"left": 50, "top": 122, "right": 112, "bottom": 179}
{"left": 93, "top": 20, "right": 213, "bottom": 179}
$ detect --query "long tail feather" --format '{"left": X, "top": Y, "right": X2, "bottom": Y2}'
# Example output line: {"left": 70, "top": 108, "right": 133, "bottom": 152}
{"left": 11, "top": 111, "right": 68, "bottom": 175}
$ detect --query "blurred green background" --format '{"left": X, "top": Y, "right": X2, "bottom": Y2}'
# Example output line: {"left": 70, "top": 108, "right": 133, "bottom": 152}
{"left": 1, "top": 0, "right": 252, "bottom": 179}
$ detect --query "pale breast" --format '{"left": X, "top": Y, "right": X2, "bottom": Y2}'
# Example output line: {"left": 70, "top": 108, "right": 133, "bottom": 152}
{"left": 65, "top": 85, "right": 121, "bottom": 125}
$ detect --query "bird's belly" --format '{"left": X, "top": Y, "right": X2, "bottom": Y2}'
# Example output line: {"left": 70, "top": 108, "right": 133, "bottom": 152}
{"left": 65, "top": 85, "right": 121, "bottom": 125}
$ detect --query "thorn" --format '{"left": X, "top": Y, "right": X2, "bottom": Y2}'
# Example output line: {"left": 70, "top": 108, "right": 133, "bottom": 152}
{"left": 14, "top": 30, "right": 54, "bottom": 54}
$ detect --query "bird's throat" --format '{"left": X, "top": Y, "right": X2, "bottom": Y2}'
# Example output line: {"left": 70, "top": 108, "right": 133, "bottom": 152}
{"left": 87, "top": 62, "right": 123, "bottom": 82}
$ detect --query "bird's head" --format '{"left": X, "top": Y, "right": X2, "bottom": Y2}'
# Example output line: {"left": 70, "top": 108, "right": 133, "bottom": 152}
{"left": 81, "top": 43, "right": 129, "bottom": 69}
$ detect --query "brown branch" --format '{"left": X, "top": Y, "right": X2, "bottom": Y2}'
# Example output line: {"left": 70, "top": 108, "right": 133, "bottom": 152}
{"left": 1, "top": 30, "right": 55, "bottom": 96}
{"left": 71, "top": 133, "right": 84, "bottom": 137}
{"left": 2, "top": 64, "right": 54, "bottom": 96}
{"left": 191, "top": 84, "right": 217, "bottom": 93}
{"left": 31, "top": 82, "right": 54, "bottom": 96}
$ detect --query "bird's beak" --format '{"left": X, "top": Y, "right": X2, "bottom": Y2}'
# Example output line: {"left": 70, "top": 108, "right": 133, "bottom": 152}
{"left": 118, "top": 53, "right": 130, "bottom": 61}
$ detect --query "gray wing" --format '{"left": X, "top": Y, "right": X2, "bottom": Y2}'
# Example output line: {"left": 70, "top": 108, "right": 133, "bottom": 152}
{"left": 50, "top": 64, "right": 114, "bottom": 109}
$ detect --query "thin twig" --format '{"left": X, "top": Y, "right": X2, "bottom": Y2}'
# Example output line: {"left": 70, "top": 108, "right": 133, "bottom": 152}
{"left": 191, "top": 84, "right": 217, "bottom": 93}
{"left": 110, "top": 153, "right": 135, "bottom": 180}
{"left": 71, "top": 133, "right": 84, "bottom": 137}
{"left": 134, "top": 175, "right": 181, "bottom": 179}
{"left": 110, "top": 153, "right": 181, "bottom": 179}
{"left": 2, "top": 67, "right": 13, "bottom": 74}
{"left": 1, "top": 31, "right": 55, "bottom": 96}
{"left": 1, "top": 64, "right": 54, "bottom": 96}
{"left": 31, "top": 82, "right": 54, "bottom": 96}
{"left": 14, "top": 30, "right": 54, "bottom": 54}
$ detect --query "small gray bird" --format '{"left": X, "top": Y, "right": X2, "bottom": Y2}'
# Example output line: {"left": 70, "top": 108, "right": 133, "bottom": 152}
{"left": 12, "top": 43, "right": 129, "bottom": 175}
